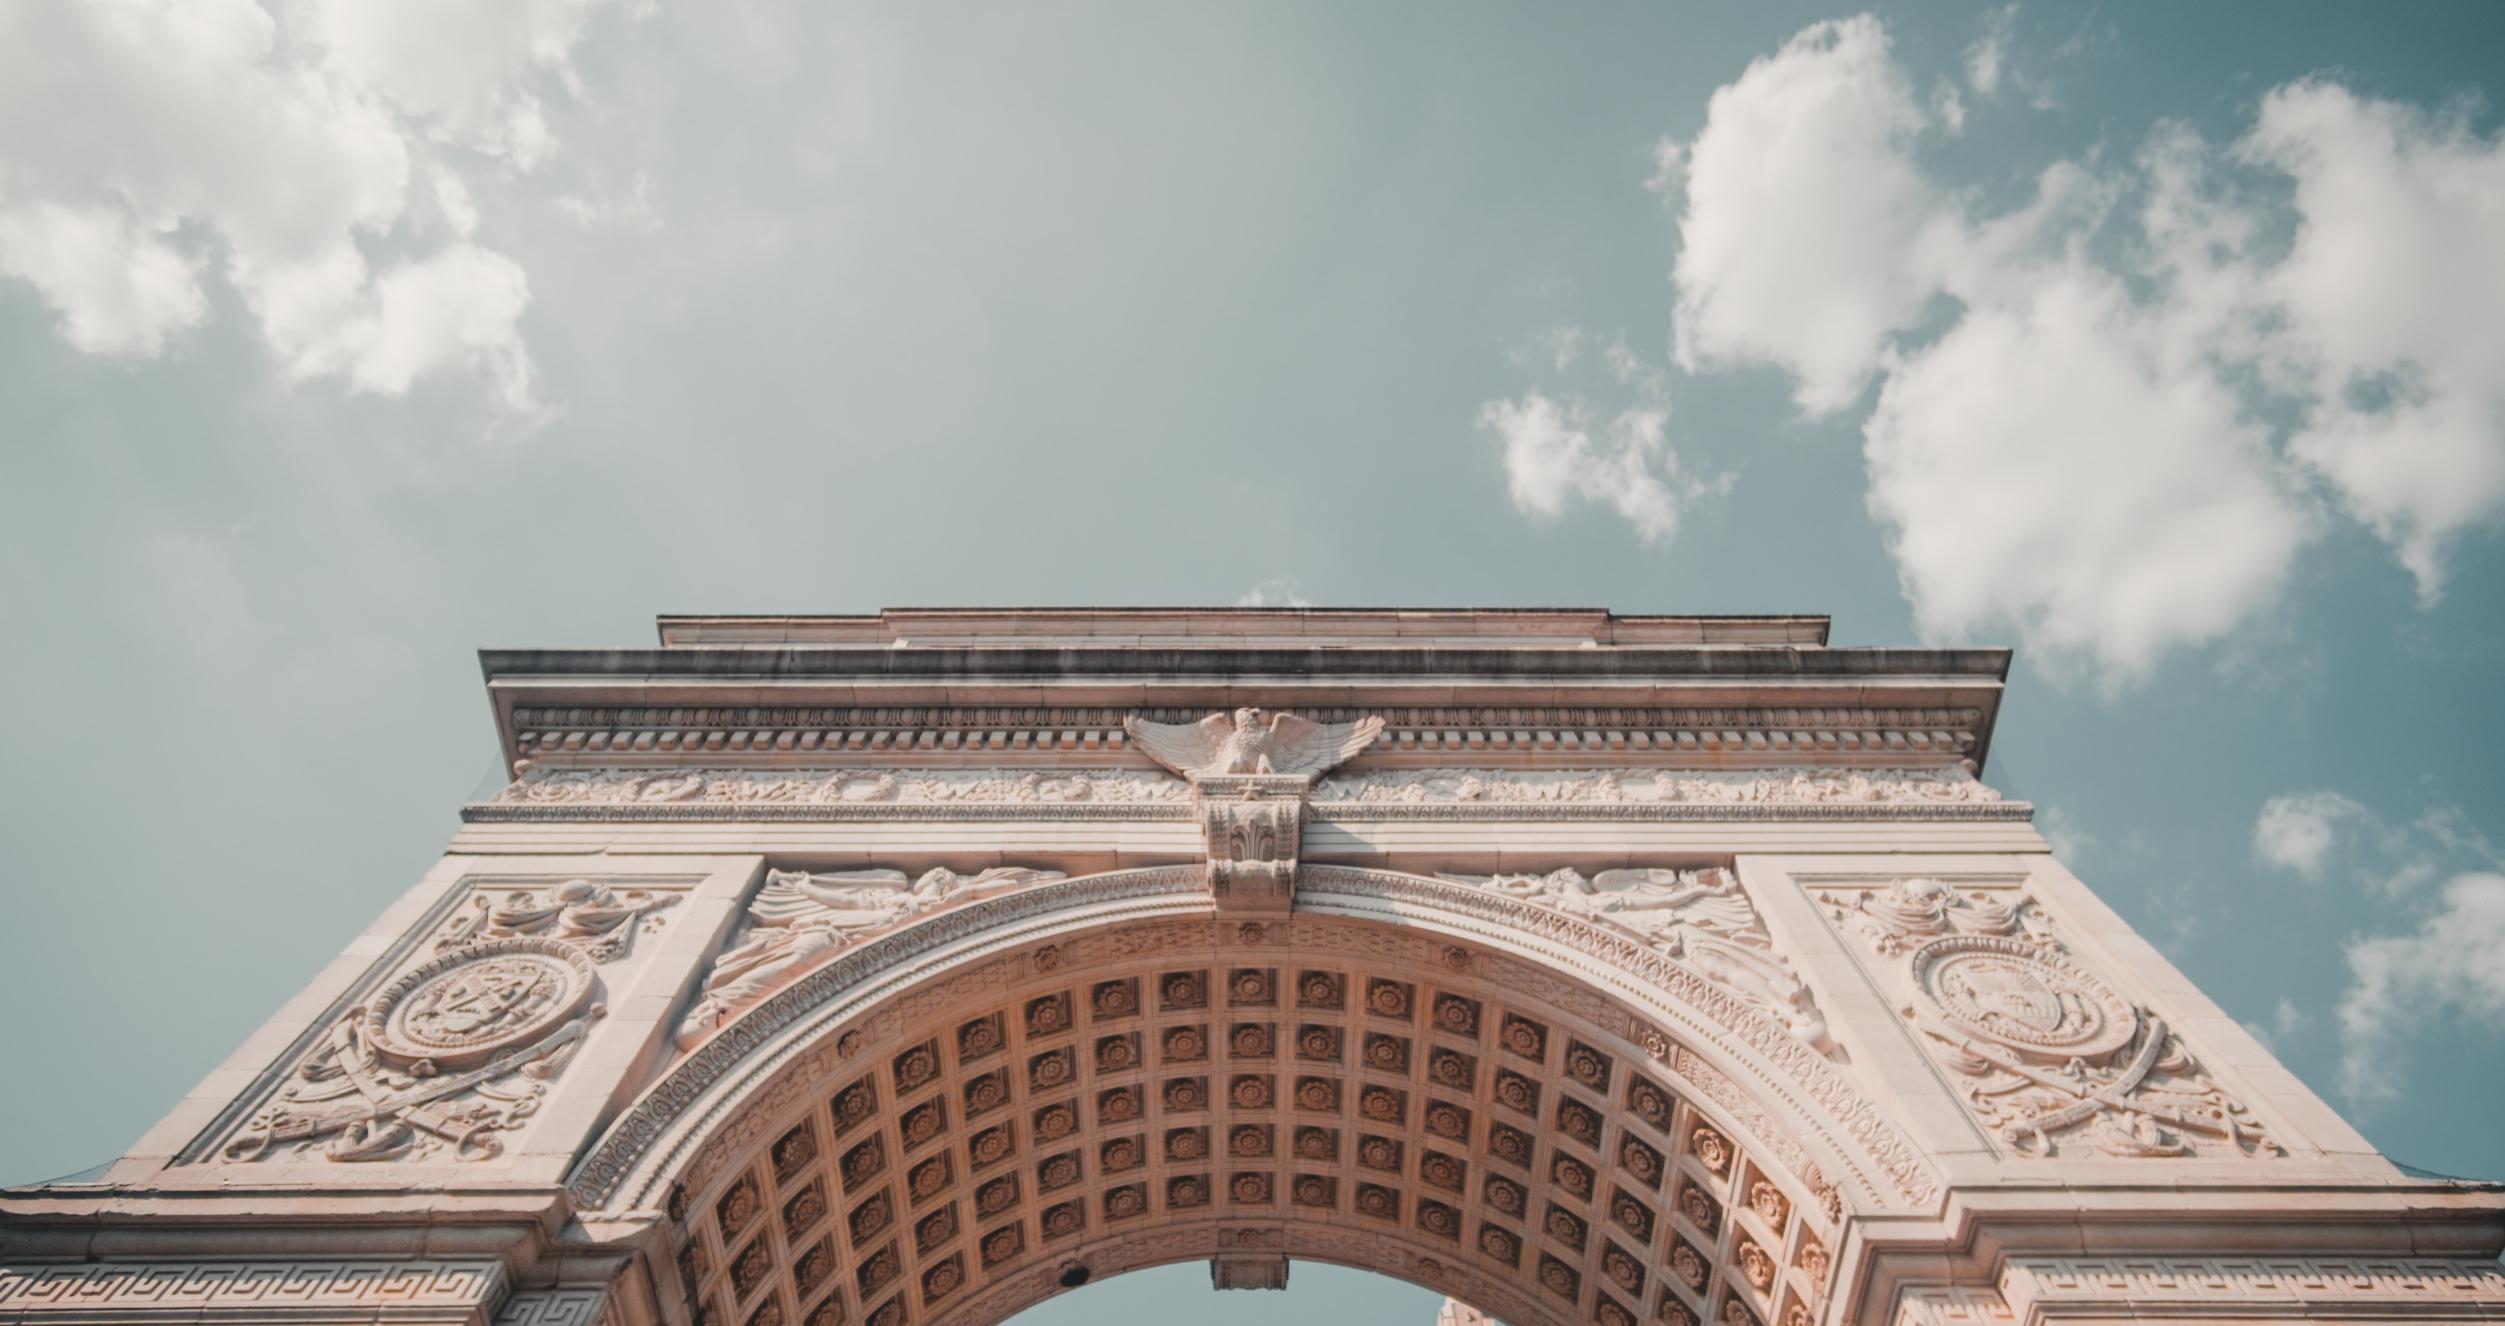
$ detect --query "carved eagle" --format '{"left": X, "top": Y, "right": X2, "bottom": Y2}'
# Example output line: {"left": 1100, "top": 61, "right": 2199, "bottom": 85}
{"left": 1125, "top": 707, "right": 1383, "bottom": 780}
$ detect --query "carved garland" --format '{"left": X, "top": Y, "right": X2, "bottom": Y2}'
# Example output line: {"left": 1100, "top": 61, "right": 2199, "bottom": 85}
{"left": 210, "top": 879, "right": 681, "bottom": 1167}
{"left": 1818, "top": 878, "right": 2285, "bottom": 1160}
{"left": 467, "top": 765, "right": 2028, "bottom": 823}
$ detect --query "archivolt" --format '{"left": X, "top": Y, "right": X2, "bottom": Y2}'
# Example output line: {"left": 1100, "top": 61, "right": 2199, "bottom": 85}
{"left": 570, "top": 867, "right": 1932, "bottom": 1326}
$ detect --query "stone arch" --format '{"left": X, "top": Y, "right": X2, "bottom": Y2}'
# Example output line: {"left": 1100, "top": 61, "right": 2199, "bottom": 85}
{"left": 571, "top": 866, "right": 1933, "bottom": 1326}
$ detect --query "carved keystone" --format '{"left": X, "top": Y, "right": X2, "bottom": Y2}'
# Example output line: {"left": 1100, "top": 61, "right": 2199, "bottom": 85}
{"left": 1195, "top": 774, "right": 1306, "bottom": 915}
{"left": 1210, "top": 1251, "right": 1291, "bottom": 1291}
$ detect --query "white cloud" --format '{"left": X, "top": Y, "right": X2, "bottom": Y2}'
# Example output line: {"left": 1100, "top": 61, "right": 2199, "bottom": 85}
{"left": 1637, "top": 14, "right": 2505, "bottom": 678}
{"left": 2243, "top": 995, "right": 2309, "bottom": 1052}
{"left": 0, "top": 0, "right": 619, "bottom": 427}
{"left": 2035, "top": 805, "right": 2093, "bottom": 862}
{"left": 2254, "top": 790, "right": 2369, "bottom": 879}
{"left": 1235, "top": 578, "right": 1312, "bottom": 609}
{"left": 1868, "top": 255, "right": 2309, "bottom": 680}
{"left": 298, "top": 0, "right": 620, "bottom": 170}
{"left": 0, "top": 202, "right": 205, "bottom": 354}
{"left": 2338, "top": 872, "right": 2505, "bottom": 1101}
{"left": 1669, "top": 16, "right": 1956, "bottom": 415}
{"left": 2248, "top": 82, "right": 2505, "bottom": 599}
{"left": 2252, "top": 788, "right": 2499, "bottom": 896}
{"left": 1963, "top": 7, "right": 2013, "bottom": 98}
{"left": 1480, "top": 392, "right": 1720, "bottom": 546}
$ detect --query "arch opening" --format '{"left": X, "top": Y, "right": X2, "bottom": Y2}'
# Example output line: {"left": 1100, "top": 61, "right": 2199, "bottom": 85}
{"left": 643, "top": 901, "right": 1848, "bottom": 1326}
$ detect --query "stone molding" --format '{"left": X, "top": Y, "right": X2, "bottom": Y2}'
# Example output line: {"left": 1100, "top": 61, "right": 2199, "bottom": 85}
{"left": 0, "top": 1259, "right": 506, "bottom": 1323}
{"left": 489, "top": 1287, "right": 614, "bottom": 1325}
{"left": 2002, "top": 1256, "right": 2505, "bottom": 1314}
{"left": 498, "top": 703, "right": 1990, "bottom": 774}
{"left": 1895, "top": 1259, "right": 2505, "bottom": 1326}
{"left": 465, "top": 765, "right": 2028, "bottom": 824}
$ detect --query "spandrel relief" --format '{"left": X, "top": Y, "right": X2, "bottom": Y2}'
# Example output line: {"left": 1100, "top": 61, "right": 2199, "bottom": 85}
{"left": 1439, "top": 867, "right": 1842, "bottom": 1062}
{"left": 1818, "top": 878, "right": 2282, "bottom": 1159}
{"left": 217, "top": 879, "right": 680, "bottom": 1165}
{"left": 676, "top": 867, "right": 1065, "bottom": 1049}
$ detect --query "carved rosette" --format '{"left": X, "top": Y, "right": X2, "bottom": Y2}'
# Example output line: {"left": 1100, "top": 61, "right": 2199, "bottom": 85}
{"left": 1820, "top": 879, "right": 2283, "bottom": 1160}
{"left": 363, "top": 939, "right": 599, "bottom": 1072}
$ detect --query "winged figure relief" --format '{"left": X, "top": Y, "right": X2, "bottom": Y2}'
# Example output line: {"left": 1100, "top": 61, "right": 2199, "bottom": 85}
{"left": 1124, "top": 707, "right": 1384, "bottom": 779}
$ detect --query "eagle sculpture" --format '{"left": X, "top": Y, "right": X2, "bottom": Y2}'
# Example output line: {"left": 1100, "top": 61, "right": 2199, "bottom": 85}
{"left": 1124, "top": 707, "right": 1383, "bottom": 780}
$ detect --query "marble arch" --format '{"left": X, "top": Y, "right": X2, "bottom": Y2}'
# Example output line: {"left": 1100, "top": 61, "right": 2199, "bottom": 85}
{"left": 600, "top": 865, "right": 1900, "bottom": 1326}
{"left": 4, "top": 608, "right": 2501, "bottom": 1326}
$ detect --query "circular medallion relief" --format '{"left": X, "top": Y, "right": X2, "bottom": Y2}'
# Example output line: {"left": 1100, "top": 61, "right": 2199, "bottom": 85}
{"left": 1907, "top": 935, "right": 2135, "bottom": 1060}
{"left": 364, "top": 938, "right": 598, "bottom": 1069}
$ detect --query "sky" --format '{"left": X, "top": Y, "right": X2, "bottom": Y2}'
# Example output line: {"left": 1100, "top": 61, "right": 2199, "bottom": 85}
{"left": 4, "top": 1, "right": 2505, "bottom": 1319}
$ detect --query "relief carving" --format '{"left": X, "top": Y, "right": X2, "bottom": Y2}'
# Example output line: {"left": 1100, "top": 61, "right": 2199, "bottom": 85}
{"left": 218, "top": 879, "right": 678, "bottom": 1166}
{"left": 1197, "top": 777, "right": 1305, "bottom": 914}
{"left": 1821, "top": 879, "right": 2283, "bottom": 1159}
{"left": 225, "top": 942, "right": 598, "bottom": 1164}
{"left": 1127, "top": 707, "right": 1383, "bottom": 779}
{"left": 493, "top": 767, "right": 1188, "bottom": 807}
{"left": 1442, "top": 867, "right": 1840, "bottom": 1061}
{"left": 1315, "top": 767, "right": 2001, "bottom": 805}
{"left": 438, "top": 878, "right": 678, "bottom": 962}
{"left": 676, "top": 867, "right": 1064, "bottom": 1049}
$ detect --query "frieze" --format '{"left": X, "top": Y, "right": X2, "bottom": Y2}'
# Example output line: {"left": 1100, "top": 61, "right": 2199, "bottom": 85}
{"left": 490, "top": 1288, "right": 614, "bottom": 1326}
{"left": 464, "top": 765, "right": 2029, "bottom": 823}
{"left": 1314, "top": 766, "right": 2001, "bottom": 805}
{"left": 2002, "top": 1257, "right": 2505, "bottom": 1308}
{"left": 0, "top": 1260, "right": 506, "bottom": 1318}
{"left": 1819, "top": 878, "right": 2284, "bottom": 1160}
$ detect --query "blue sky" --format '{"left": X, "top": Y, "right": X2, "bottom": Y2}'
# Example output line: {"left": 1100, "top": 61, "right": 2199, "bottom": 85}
{"left": 4, "top": 3, "right": 2503, "bottom": 1319}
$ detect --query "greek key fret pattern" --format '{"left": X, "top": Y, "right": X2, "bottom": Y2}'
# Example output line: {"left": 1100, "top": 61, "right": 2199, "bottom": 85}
{"left": 0, "top": 1260, "right": 504, "bottom": 1315}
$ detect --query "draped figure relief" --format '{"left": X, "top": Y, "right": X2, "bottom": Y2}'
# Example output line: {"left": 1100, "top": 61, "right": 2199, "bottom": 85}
{"left": 676, "top": 867, "right": 1065, "bottom": 1049}
{"left": 1440, "top": 867, "right": 1842, "bottom": 1061}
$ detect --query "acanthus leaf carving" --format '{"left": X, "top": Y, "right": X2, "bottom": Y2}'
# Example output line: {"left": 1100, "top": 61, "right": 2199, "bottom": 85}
{"left": 1821, "top": 878, "right": 2284, "bottom": 1160}
{"left": 675, "top": 867, "right": 1066, "bottom": 1050}
{"left": 1196, "top": 775, "right": 1306, "bottom": 915}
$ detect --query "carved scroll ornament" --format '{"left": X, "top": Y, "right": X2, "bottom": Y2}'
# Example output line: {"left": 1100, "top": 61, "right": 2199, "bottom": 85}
{"left": 221, "top": 879, "right": 673, "bottom": 1165}
{"left": 1823, "top": 878, "right": 2283, "bottom": 1159}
